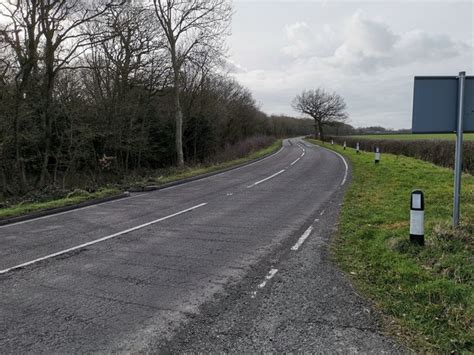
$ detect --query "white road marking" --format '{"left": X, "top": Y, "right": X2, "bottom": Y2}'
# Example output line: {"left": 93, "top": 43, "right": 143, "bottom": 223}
{"left": 291, "top": 226, "right": 314, "bottom": 251}
{"left": 0, "top": 203, "right": 207, "bottom": 275}
{"left": 258, "top": 268, "right": 279, "bottom": 288}
{"left": 0, "top": 204, "right": 98, "bottom": 229}
{"left": 290, "top": 157, "right": 301, "bottom": 166}
{"left": 305, "top": 141, "right": 349, "bottom": 186}
{"left": 247, "top": 169, "right": 285, "bottom": 188}
{"left": 320, "top": 209, "right": 326, "bottom": 216}
{"left": 332, "top": 150, "right": 349, "bottom": 186}
{"left": 251, "top": 268, "right": 279, "bottom": 298}
{"left": 288, "top": 143, "right": 306, "bottom": 167}
{"left": 211, "top": 145, "right": 285, "bottom": 178}
{"left": 0, "top": 192, "right": 154, "bottom": 229}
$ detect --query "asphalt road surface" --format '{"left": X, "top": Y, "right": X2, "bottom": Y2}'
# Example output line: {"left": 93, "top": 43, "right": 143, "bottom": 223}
{"left": 0, "top": 138, "right": 403, "bottom": 352}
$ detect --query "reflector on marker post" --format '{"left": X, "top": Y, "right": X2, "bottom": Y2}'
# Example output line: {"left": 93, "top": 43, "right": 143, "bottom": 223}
{"left": 356, "top": 142, "right": 360, "bottom": 154}
{"left": 410, "top": 190, "right": 424, "bottom": 245}
{"left": 374, "top": 147, "right": 380, "bottom": 164}
{"left": 343, "top": 141, "right": 346, "bottom": 150}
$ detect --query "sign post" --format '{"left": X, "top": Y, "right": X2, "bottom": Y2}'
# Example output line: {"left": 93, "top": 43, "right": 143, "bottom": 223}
{"left": 453, "top": 72, "right": 466, "bottom": 226}
{"left": 412, "top": 72, "right": 473, "bottom": 227}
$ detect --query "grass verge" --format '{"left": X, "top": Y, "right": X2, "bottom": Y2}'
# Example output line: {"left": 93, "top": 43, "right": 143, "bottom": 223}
{"left": 306, "top": 138, "right": 473, "bottom": 353}
{"left": 0, "top": 188, "right": 121, "bottom": 220}
{"left": 130, "top": 139, "right": 282, "bottom": 187}
{"left": 0, "top": 139, "right": 282, "bottom": 220}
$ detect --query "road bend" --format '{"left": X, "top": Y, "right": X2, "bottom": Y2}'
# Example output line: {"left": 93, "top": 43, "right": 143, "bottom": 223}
{"left": 0, "top": 138, "right": 398, "bottom": 352}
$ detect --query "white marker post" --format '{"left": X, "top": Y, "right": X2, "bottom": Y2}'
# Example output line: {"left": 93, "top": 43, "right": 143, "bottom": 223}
{"left": 343, "top": 141, "right": 346, "bottom": 150}
{"left": 410, "top": 190, "right": 424, "bottom": 246}
{"left": 374, "top": 147, "right": 380, "bottom": 164}
{"left": 331, "top": 139, "right": 334, "bottom": 145}
{"left": 356, "top": 142, "right": 360, "bottom": 154}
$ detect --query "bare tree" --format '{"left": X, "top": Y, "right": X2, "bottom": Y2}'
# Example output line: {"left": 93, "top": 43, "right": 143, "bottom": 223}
{"left": 84, "top": 1, "right": 166, "bottom": 170}
{"left": 0, "top": 0, "right": 46, "bottom": 190}
{"left": 292, "top": 88, "right": 348, "bottom": 140}
{"left": 36, "top": 0, "right": 124, "bottom": 186}
{"left": 152, "top": 0, "right": 231, "bottom": 167}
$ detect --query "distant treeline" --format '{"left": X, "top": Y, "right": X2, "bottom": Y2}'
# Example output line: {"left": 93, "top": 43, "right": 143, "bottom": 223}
{"left": 0, "top": 1, "right": 312, "bottom": 197}
{"left": 323, "top": 123, "right": 411, "bottom": 137}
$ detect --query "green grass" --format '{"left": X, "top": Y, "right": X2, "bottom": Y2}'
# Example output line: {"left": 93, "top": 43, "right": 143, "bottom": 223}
{"left": 0, "top": 140, "right": 282, "bottom": 220}
{"left": 0, "top": 188, "right": 121, "bottom": 219}
{"left": 152, "top": 139, "right": 282, "bottom": 185}
{"left": 348, "top": 133, "right": 474, "bottom": 141}
{"left": 307, "top": 139, "right": 473, "bottom": 353}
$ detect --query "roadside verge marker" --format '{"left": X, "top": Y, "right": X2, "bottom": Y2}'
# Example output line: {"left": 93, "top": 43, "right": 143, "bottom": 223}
{"left": 410, "top": 190, "right": 424, "bottom": 246}
{"left": 374, "top": 147, "right": 381, "bottom": 164}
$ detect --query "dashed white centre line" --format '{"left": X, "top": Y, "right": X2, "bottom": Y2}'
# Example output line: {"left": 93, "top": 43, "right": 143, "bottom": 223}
{"left": 290, "top": 157, "right": 301, "bottom": 166}
{"left": 0, "top": 203, "right": 207, "bottom": 275}
{"left": 291, "top": 225, "right": 314, "bottom": 251}
{"left": 247, "top": 169, "right": 285, "bottom": 188}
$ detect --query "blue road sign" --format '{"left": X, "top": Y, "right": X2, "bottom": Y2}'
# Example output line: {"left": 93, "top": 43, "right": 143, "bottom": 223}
{"left": 412, "top": 76, "right": 474, "bottom": 133}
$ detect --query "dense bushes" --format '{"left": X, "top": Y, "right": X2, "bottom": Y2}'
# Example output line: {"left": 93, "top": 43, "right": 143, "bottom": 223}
{"left": 328, "top": 137, "right": 474, "bottom": 174}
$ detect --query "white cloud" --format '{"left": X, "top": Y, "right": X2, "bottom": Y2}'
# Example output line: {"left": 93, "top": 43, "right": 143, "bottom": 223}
{"left": 283, "top": 11, "right": 467, "bottom": 73}
{"left": 282, "top": 22, "right": 337, "bottom": 58}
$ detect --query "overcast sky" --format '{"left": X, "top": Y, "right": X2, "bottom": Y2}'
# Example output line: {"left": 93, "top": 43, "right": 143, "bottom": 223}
{"left": 227, "top": 0, "right": 473, "bottom": 129}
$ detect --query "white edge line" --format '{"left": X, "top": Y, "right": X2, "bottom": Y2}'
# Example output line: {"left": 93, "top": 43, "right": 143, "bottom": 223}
{"left": 247, "top": 169, "right": 285, "bottom": 188}
{"left": 0, "top": 203, "right": 207, "bottom": 275}
{"left": 212, "top": 144, "right": 285, "bottom": 178}
{"left": 0, "top": 203, "right": 97, "bottom": 229}
{"left": 307, "top": 141, "right": 349, "bottom": 186}
{"left": 291, "top": 226, "right": 314, "bottom": 251}
{"left": 257, "top": 268, "right": 279, "bottom": 288}
{"left": 0, "top": 192, "right": 146, "bottom": 229}
{"left": 1, "top": 144, "right": 287, "bottom": 229}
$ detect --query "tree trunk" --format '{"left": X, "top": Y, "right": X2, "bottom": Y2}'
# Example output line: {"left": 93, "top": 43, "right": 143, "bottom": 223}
{"left": 39, "top": 118, "right": 52, "bottom": 187}
{"left": 1, "top": 165, "right": 7, "bottom": 198}
{"left": 38, "top": 78, "right": 54, "bottom": 187}
{"left": 173, "top": 66, "right": 184, "bottom": 167}
{"left": 14, "top": 94, "right": 27, "bottom": 190}
{"left": 318, "top": 120, "right": 324, "bottom": 141}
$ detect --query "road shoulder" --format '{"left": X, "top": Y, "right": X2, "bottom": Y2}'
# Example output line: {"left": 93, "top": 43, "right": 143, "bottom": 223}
{"left": 154, "top": 162, "right": 404, "bottom": 353}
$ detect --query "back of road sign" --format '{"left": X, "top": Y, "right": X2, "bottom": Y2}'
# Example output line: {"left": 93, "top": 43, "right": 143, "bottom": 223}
{"left": 412, "top": 76, "right": 474, "bottom": 133}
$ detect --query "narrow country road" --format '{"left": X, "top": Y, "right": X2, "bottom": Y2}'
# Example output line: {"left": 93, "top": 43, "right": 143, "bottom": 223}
{"left": 0, "top": 138, "right": 402, "bottom": 352}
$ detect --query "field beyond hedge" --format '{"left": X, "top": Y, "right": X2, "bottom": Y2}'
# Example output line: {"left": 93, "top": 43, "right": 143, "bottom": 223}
{"left": 307, "top": 139, "right": 473, "bottom": 352}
